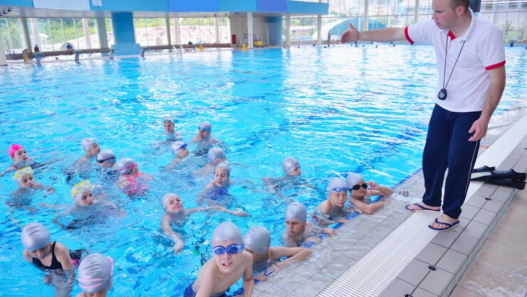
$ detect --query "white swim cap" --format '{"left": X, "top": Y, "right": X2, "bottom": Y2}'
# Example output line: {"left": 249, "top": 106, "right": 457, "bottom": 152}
{"left": 71, "top": 180, "right": 93, "bottom": 202}
{"left": 285, "top": 202, "right": 307, "bottom": 223}
{"left": 115, "top": 158, "right": 136, "bottom": 175}
{"left": 244, "top": 226, "right": 271, "bottom": 254}
{"left": 282, "top": 157, "right": 300, "bottom": 174}
{"left": 21, "top": 222, "right": 50, "bottom": 251}
{"left": 81, "top": 138, "right": 98, "bottom": 152}
{"left": 211, "top": 222, "right": 243, "bottom": 246}
{"left": 171, "top": 141, "right": 187, "bottom": 154}
{"left": 96, "top": 150, "right": 116, "bottom": 165}
{"left": 198, "top": 121, "right": 212, "bottom": 131}
{"left": 163, "top": 116, "right": 174, "bottom": 124}
{"left": 207, "top": 147, "right": 225, "bottom": 163}
{"left": 78, "top": 254, "right": 113, "bottom": 294}
{"left": 161, "top": 193, "right": 177, "bottom": 210}
{"left": 215, "top": 161, "right": 231, "bottom": 176}
{"left": 346, "top": 173, "right": 364, "bottom": 188}
{"left": 327, "top": 177, "right": 349, "bottom": 193}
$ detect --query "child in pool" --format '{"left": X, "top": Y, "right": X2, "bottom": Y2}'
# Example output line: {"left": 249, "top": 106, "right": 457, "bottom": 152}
{"left": 163, "top": 116, "right": 183, "bottom": 142}
{"left": 262, "top": 157, "right": 302, "bottom": 185}
{"left": 116, "top": 158, "right": 154, "bottom": 197}
{"left": 198, "top": 162, "right": 233, "bottom": 205}
{"left": 21, "top": 222, "right": 81, "bottom": 296}
{"left": 161, "top": 193, "right": 249, "bottom": 254}
{"left": 244, "top": 226, "right": 311, "bottom": 281}
{"left": 1, "top": 144, "right": 35, "bottom": 177}
{"left": 9, "top": 167, "right": 55, "bottom": 206}
{"left": 185, "top": 222, "right": 253, "bottom": 297}
{"left": 346, "top": 173, "right": 393, "bottom": 214}
{"left": 194, "top": 147, "right": 226, "bottom": 177}
{"left": 282, "top": 202, "right": 335, "bottom": 248}
{"left": 163, "top": 141, "right": 190, "bottom": 171}
{"left": 53, "top": 180, "right": 121, "bottom": 230}
{"left": 77, "top": 253, "right": 113, "bottom": 297}
{"left": 71, "top": 138, "right": 100, "bottom": 171}
{"left": 95, "top": 150, "right": 119, "bottom": 182}
{"left": 190, "top": 121, "right": 222, "bottom": 156}
{"left": 313, "top": 178, "right": 353, "bottom": 227}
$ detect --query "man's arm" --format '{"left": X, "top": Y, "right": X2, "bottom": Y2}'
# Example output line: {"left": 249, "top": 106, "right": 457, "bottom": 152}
{"left": 341, "top": 23, "right": 406, "bottom": 43}
{"left": 468, "top": 66, "right": 506, "bottom": 141}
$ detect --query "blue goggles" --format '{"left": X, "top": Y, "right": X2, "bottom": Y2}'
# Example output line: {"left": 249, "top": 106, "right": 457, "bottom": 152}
{"left": 176, "top": 143, "right": 188, "bottom": 150}
{"left": 212, "top": 244, "right": 244, "bottom": 256}
{"left": 328, "top": 187, "right": 350, "bottom": 192}
{"left": 198, "top": 127, "right": 211, "bottom": 131}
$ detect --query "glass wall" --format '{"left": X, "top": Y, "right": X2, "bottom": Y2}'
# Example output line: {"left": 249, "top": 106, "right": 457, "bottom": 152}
{"left": 292, "top": 0, "right": 527, "bottom": 42}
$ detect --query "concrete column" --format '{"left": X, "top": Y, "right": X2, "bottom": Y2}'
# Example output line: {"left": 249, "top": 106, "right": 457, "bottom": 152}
{"left": 20, "top": 17, "right": 32, "bottom": 51}
{"left": 285, "top": 15, "right": 290, "bottom": 47}
{"left": 0, "top": 28, "right": 7, "bottom": 66}
{"left": 165, "top": 17, "right": 172, "bottom": 45}
{"left": 215, "top": 17, "right": 220, "bottom": 44}
{"left": 30, "top": 18, "right": 42, "bottom": 49}
{"left": 364, "top": 0, "right": 369, "bottom": 31}
{"left": 173, "top": 18, "right": 181, "bottom": 45}
{"left": 317, "top": 15, "right": 322, "bottom": 45}
{"left": 523, "top": 21, "right": 527, "bottom": 41}
{"left": 413, "top": 0, "right": 420, "bottom": 25}
{"left": 247, "top": 12, "right": 254, "bottom": 49}
{"left": 96, "top": 18, "right": 109, "bottom": 48}
{"left": 268, "top": 17, "right": 283, "bottom": 46}
{"left": 82, "top": 18, "right": 92, "bottom": 49}
{"left": 111, "top": 12, "right": 141, "bottom": 55}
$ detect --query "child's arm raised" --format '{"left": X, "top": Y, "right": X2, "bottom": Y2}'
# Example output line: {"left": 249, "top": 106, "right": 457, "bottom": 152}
{"left": 367, "top": 181, "right": 394, "bottom": 197}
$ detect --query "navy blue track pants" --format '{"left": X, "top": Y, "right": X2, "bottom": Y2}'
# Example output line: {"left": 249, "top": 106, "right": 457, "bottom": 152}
{"left": 422, "top": 104, "right": 482, "bottom": 219}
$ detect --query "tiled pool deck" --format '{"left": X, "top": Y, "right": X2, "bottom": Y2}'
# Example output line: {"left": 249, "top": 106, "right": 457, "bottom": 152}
{"left": 253, "top": 112, "right": 527, "bottom": 297}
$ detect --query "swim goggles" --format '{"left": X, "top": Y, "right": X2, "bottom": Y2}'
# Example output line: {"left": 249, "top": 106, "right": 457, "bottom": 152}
{"left": 71, "top": 180, "right": 92, "bottom": 199}
{"left": 97, "top": 156, "right": 116, "bottom": 164}
{"left": 351, "top": 183, "right": 368, "bottom": 191}
{"left": 212, "top": 244, "right": 244, "bottom": 256}
{"left": 328, "top": 187, "right": 350, "bottom": 193}
{"left": 14, "top": 167, "right": 33, "bottom": 180}
{"left": 197, "top": 127, "right": 211, "bottom": 132}
{"left": 174, "top": 143, "right": 187, "bottom": 152}
{"left": 119, "top": 162, "right": 137, "bottom": 173}
{"left": 163, "top": 119, "right": 174, "bottom": 124}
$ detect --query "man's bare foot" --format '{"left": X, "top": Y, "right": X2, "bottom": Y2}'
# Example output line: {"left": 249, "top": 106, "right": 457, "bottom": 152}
{"left": 405, "top": 202, "right": 441, "bottom": 212}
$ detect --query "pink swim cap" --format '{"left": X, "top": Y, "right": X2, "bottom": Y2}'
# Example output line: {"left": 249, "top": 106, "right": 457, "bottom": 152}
{"left": 8, "top": 144, "right": 24, "bottom": 158}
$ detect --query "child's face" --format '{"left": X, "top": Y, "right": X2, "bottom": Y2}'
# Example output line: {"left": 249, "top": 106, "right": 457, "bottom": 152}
{"left": 18, "top": 174, "right": 36, "bottom": 188}
{"left": 28, "top": 242, "right": 51, "bottom": 259}
{"left": 164, "top": 121, "right": 175, "bottom": 133}
{"left": 329, "top": 191, "right": 347, "bottom": 207}
{"left": 213, "top": 167, "right": 229, "bottom": 187}
{"left": 350, "top": 179, "right": 367, "bottom": 198}
{"left": 212, "top": 240, "right": 242, "bottom": 274}
{"left": 166, "top": 195, "right": 183, "bottom": 213}
{"left": 199, "top": 129, "right": 211, "bottom": 138}
{"left": 130, "top": 164, "right": 139, "bottom": 174}
{"left": 77, "top": 191, "right": 95, "bottom": 206}
{"left": 177, "top": 147, "right": 189, "bottom": 158}
{"left": 88, "top": 143, "right": 100, "bottom": 156}
{"left": 12, "top": 149, "right": 28, "bottom": 163}
{"left": 286, "top": 219, "right": 306, "bottom": 237}
{"left": 287, "top": 166, "right": 301, "bottom": 176}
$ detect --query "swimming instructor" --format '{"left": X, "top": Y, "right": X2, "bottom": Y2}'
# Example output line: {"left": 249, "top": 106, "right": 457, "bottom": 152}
{"left": 341, "top": 0, "right": 506, "bottom": 231}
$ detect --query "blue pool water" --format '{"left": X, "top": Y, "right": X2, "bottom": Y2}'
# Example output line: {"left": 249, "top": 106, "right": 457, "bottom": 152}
{"left": 0, "top": 45, "right": 525, "bottom": 296}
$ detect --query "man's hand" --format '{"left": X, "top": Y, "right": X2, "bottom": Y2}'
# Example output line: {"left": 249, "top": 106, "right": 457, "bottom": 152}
{"left": 341, "top": 23, "right": 360, "bottom": 43}
{"left": 468, "top": 117, "right": 489, "bottom": 141}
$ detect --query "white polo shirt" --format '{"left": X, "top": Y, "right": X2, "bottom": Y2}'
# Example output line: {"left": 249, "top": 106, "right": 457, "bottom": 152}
{"left": 405, "top": 9, "right": 506, "bottom": 112}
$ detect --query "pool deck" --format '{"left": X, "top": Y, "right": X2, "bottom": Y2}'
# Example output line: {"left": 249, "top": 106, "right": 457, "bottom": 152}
{"left": 253, "top": 112, "right": 527, "bottom": 297}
